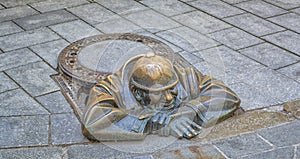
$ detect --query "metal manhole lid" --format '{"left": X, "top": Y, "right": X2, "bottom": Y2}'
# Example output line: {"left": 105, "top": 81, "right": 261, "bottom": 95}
{"left": 58, "top": 33, "right": 175, "bottom": 84}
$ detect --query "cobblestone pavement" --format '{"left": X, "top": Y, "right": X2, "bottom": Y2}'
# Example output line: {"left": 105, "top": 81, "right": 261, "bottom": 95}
{"left": 0, "top": 0, "right": 300, "bottom": 158}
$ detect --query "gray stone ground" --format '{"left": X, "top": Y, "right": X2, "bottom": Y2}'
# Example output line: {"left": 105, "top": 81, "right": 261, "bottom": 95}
{"left": 0, "top": 0, "right": 300, "bottom": 158}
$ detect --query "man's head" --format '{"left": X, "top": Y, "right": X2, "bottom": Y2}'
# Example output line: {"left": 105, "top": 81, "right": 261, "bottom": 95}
{"left": 130, "top": 53, "right": 178, "bottom": 110}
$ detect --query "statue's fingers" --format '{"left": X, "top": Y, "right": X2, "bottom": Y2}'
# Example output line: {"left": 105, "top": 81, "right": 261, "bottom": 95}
{"left": 171, "top": 125, "right": 183, "bottom": 139}
{"left": 186, "top": 120, "right": 202, "bottom": 132}
{"left": 158, "top": 113, "right": 169, "bottom": 125}
{"left": 182, "top": 121, "right": 198, "bottom": 136}
{"left": 177, "top": 124, "right": 193, "bottom": 139}
{"left": 151, "top": 113, "right": 160, "bottom": 123}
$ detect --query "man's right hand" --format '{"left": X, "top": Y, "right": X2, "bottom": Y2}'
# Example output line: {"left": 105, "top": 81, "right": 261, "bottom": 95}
{"left": 169, "top": 117, "right": 201, "bottom": 139}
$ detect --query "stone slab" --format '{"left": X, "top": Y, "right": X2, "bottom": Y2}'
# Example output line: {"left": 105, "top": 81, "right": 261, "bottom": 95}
{"left": 208, "top": 28, "right": 263, "bottom": 50}
{"left": 241, "top": 147, "right": 294, "bottom": 159}
{"left": 213, "top": 133, "right": 272, "bottom": 158}
{"left": 178, "top": 51, "right": 204, "bottom": 65}
{"left": 66, "top": 144, "right": 137, "bottom": 159}
{"left": 30, "top": 39, "right": 69, "bottom": 68}
{"left": 51, "top": 113, "right": 87, "bottom": 145}
{"left": 235, "top": 0, "right": 287, "bottom": 18}
{"left": 221, "top": 0, "right": 248, "bottom": 4}
{"left": 263, "top": 31, "right": 300, "bottom": 56}
{"left": 293, "top": 8, "right": 300, "bottom": 14}
{"left": 0, "top": 115, "right": 49, "bottom": 148}
{"left": 297, "top": 146, "right": 300, "bottom": 159}
{"left": 49, "top": 20, "right": 101, "bottom": 42}
{"left": 156, "top": 26, "right": 219, "bottom": 52}
{"left": 0, "top": 21, "right": 23, "bottom": 36}
{"left": 0, "top": 0, "right": 43, "bottom": 7}
{"left": 6, "top": 62, "right": 59, "bottom": 97}
{"left": 0, "top": 27, "right": 60, "bottom": 51}
{"left": 0, "top": 6, "right": 38, "bottom": 23}
{"left": 153, "top": 144, "right": 226, "bottom": 159}
{"left": 239, "top": 43, "right": 300, "bottom": 69}
{"left": 258, "top": 120, "right": 300, "bottom": 147}
{"left": 124, "top": 9, "right": 181, "bottom": 33}
{"left": 95, "top": 0, "right": 147, "bottom": 15}
{"left": 0, "top": 89, "right": 49, "bottom": 116}
{"left": 240, "top": 67, "right": 300, "bottom": 103}
{"left": 67, "top": 3, "right": 117, "bottom": 25}
{"left": 264, "top": 0, "right": 300, "bottom": 9}
{"left": 230, "top": 82, "right": 280, "bottom": 110}
{"left": 30, "top": 0, "right": 89, "bottom": 13}
{"left": 189, "top": 0, "right": 244, "bottom": 18}
{"left": 0, "top": 48, "right": 41, "bottom": 71}
{"left": 14, "top": 10, "right": 77, "bottom": 30}
{"left": 0, "top": 147, "right": 63, "bottom": 159}
{"left": 0, "top": 72, "right": 18, "bottom": 93}
{"left": 172, "top": 11, "right": 231, "bottom": 34}
{"left": 269, "top": 13, "right": 300, "bottom": 34}
{"left": 277, "top": 62, "right": 300, "bottom": 83}
{"left": 224, "top": 13, "right": 284, "bottom": 37}
{"left": 36, "top": 91, "right": 73, "bottom": 114}
{"left": 95, "top": 17, "right": 142, "bottom": 34}
{"left": 140, "top": 0, "right": 194, "bottom": 17}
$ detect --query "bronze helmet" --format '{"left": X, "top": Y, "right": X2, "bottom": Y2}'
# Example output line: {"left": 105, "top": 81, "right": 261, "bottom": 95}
{"left": 130, "top": 53, "right": 178, "bottom": 92}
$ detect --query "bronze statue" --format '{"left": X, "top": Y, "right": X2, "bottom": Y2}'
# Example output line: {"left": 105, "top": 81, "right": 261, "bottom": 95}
{"left": 82, "top": 52, "right": 240, "bottom": 141}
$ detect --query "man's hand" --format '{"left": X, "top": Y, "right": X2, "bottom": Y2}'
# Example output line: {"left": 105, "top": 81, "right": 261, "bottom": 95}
{"left": 148, "top": 112, "right": 171, "bottom": 131}
{"left": 169, "top": 117, "right": 201, "bottom": 139}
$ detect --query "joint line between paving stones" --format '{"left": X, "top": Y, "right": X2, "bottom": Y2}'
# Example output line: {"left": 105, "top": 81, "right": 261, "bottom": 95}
{"left": 48, "top": 114, "right": 52, "bottom": 146}
{"left": 27, "top": 47, "right": 59, "bottom": 71}
{"left": 0, "top": 87, "right": 19, "bottom": 95}
{"left": 3, "top": 70, "right": 53, "bottom": 114}
{"left": 294, "top": 146, "right": 297, "bottom": 159}
{"left": 262, "top": 0, "right": 299, "bottom": 10}
{"left": 26, "top": 3, "right": 42, "bottom": 14}
{"left": 257, "top": 133, "right": 276, "bottom": 148}
{"left": 212, "top": 144, "right": 230, "bottom": 159}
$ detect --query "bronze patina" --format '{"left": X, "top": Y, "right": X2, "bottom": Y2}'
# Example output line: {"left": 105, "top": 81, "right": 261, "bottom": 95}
{"left": 54, "top": 33, "right": 240, "bottom": 141}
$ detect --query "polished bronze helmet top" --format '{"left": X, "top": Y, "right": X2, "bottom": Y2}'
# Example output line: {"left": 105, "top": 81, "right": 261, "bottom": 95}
{"left": 130, "top": 53, "right": 178, "bottom": 91}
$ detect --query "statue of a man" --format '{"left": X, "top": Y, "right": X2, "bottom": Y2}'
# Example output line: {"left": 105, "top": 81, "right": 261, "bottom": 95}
{"left": 82, "top": 53, "right": 240, "bottom": 141}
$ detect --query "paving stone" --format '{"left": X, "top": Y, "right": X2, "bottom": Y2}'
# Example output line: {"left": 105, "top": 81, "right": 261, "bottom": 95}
{"left": 124, "top": 9, "right": 181, "bottom": 33}
{"left": 30, "top": 0, "right": 89, "bottom": 13}
{"left": 0, "top": 72, "right": 18, "bottom": 93}
{"left": 189, "top": 0, "right": 244, "bottom": 18}
{"left": 126, "top": 155, "right": 153, "bottom": 159}
{"left": 95, "top": 17, "right": 142, "bottom": 34}
{"left": 0, "top": 89, "right": 49, "bottom": 116}
{"left": 36, "top": 91, "right": 73, "bottom": 114}
{"left": 239, "top": 43, "right": 300, "bottom": 69}
{"left": 263, "top": 30, "right": 300, "bottom": 56}
{"left": 51, "top": 113, "right": 86, "bottom": 145}
{"left": 30, "top": 39, "right": 69, "bottom": 68}
{"left": 135, "top": 30, "right": 182, "bottom": 52}
{"left": 6, "top": 62, "right": 59, "bottom": 97}
{"left": 224, "top": 13, "right": 284, "bottom": 36}
{"left": 178, "top": 51, "right": 204, "bottom": 65}
{"left": 0, "top": 21, "right": 23, "bottom": 36}
{"left": 66, "top": 144, "right": 137, "bottom": 159}
{"left": 241, "top": 147, "right": 294, "bottom": 159}
{"left": 0, "top": 27, "right": 60, "bottom": 51}
{"left": 258, "top": 120, "right": 300, "bottom": 147}
{"left": 235, "top": 0, "right": 287, "bottom": 18}
{"left": 95, "top": 0, "right": 147, "bottom": 15}
{"left": 293, "top": 8, "right": 300, "bottom": 14}
{"left": 0, "top": 115, "right": 49, "bottom": 148}
{"left": 269, "top": 13, "right": 300, "bottom": 34}
{"left": 194, "top": 46, "right": 263, "bottom": 72}
{"left": 230, "top": 82, "right": 280, "bottom": 110}
{"left": 0, "top": 48, "right": 41, "bottom": 71}
{"left": 67, "top": 3, "right": 117, "bottom": 25}
{"left": 14, "top": 10, "right": 77, "bottom": 30}
{"left": 297, "top": 146, "right": 300, "bottom": 159}
{"left": 140, "top": 0, "right": 194, "bottom": 17}
{"left": 50, "top": 20, "right": 101, "bottom": 42}
{"left": 156, "top": 26, "right": 219, "bottom": 52}
{"left": 0, "top": 147, "right": 63, "bottom": 159}
{"left": 277, "top": 62, "right": 300, "bottom": 83}
{"left": 240, "top": 67, "right": 300, "bottom": 103}
{"left": 0, "top": 6, "right": 38, "bottom": 22}
{"left": 264, "top": 0, "right": 300, "bottom": 9}
{"left": 172, "top": 11, "right": 231, "bottom": 34}
{"left": 208, "top": 28, "right": 263, "bottom": 50}
{"left": 221, "top": 0, "right": 248, "bottom": 4}
{"left": 213, "top": 133, "right": 272, "bottom": 158}
{"left": 153, "top": 144, "right": 226, "bottom": 159}
{"left": 0, "top": 0, "right": 43, "bottom": 7}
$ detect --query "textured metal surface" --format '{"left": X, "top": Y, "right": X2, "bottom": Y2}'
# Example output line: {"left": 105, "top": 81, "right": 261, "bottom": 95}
{"left": 58, "top": 33, "right": 175, "bottom": 84}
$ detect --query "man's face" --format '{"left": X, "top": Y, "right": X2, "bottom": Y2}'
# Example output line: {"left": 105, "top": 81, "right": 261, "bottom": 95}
{"left": 132, "top": 86, "right": 178, "bottom": 111}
